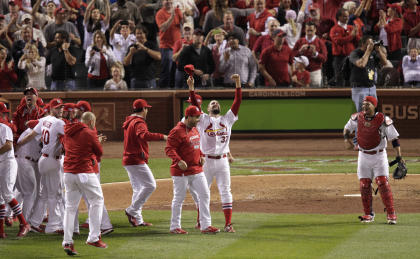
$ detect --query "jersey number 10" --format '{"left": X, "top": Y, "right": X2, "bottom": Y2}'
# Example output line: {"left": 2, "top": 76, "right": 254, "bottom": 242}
{"left": 42, "top": 129, "right": 50, "bottom": 145}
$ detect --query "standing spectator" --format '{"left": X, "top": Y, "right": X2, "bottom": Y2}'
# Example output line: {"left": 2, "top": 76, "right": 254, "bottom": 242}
{"left": 110, "top": 20, "right": 136, "bottom": 63}
{"left": 46, "top": 30, "right": 77, "bottom": 90}
{"left": 219, "top": 32, "right": 257, "bottom": 87}
{"left": 110, "top": 0, "right": 142, "bottom": 29}
{"left": 18, "top": 43, "right": 46, "bottom": 90}
{"left": 4, "top": 0, "right": 21, "bottom": 36}
{"left": 156, "top": 0, "right": 183, "bottom": 88}
{"left": 403, "top": 0, "right": 420, "bottom": 50}
{"left": 173, "top": 0, "right": 199, "bottom": 25}
{"left": 292, "top": 22, "right": 328, "bottom": 88}
{"left": 252, "top": 18, "right": 279, "bottom": 59}
{"left": 0, "top": 15, "right": 13, "bottom": 48}
{"left": 178, "top": 29, "right": 215, "bottom": 87}
{"left": 247, "top": 0, "right": 272, "bottom": 49}
{"left": 123, "top": 25, "right": 161, "bottom": 88}
{"left": 204, "top": 28, "right": 227, "bottom": 86}
{"left": 173, "top": 22, "right": 194, "bottom": 88}
{"left": 330, "top": 8, "right": 360, "bottom": 87}
{"left": 13, "top": 14, "right": 47, "bottom": 48}
{"left": 344, "top": 0, "right": 366, "bottom": 38}
{"left": 32, "top": 0, "right": 56, "bottom": 29}
{"left": 217, "top": 10, "right": 246, "bottom": 45}
{"left": 402, "top": 47, "right": 420, "bottom": 87}
{"left": 259, "top": 29, "right": 293, "bottom": 86}
{"left": 83, "top": 0, "right": 110, "bottom": 50}
{"left": 85, "top": 30, "right": 116, "bottom": 89}
{"left": 349, "top": 35, "right": 389, "bottom": 111}
{"left": 275, "top": 0, "right": 293, "bottom": 26}
{"left": 280, "top": 7, "right": 305, "bottom": 49}
{"left": 291, "top": 55, "right": 310, "bottom": 87}
{"left": 312, "top": 0, "right": 345, "bottom": 22}
{"left": 104, "top": 62, "right": 128, "bottom": 90}
{"left": 0, "top": 44, "right": 16, "bottom": 91}
{"left": 375, "top": 4, "right": 403, "bottom": 61}
{"left": 44, "top": 7, "right": 81, "bottom": 49}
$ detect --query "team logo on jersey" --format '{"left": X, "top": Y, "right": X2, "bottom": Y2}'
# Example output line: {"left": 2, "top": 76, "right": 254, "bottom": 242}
{"left": 364, "top": 121, "right": 371, "bottom": 127}
{"left": 205, "top": 122, "right": 228, "bottom": 137}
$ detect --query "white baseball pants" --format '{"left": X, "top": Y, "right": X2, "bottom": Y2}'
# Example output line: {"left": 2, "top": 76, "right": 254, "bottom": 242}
{"left": 15, "top": 158, "right": 39, "bottom": 220}
{"left": 357, "top": 150, "right": 389, "bottom": 180}
{"left": 203, "top": 157, "right": 233, "bottom": 204}
{"left": 62, "top": 173, "right": 104, "bottom": 245}
{"left": 170, "top": 172, "right": 211, "bottom": 231}
{"left": 124, "top": 164, "right": 156, "bottom": 224}
{"left": 38, "top": 155, "right": 64, "bottom": 232}
{"left": 0, "top": 158, "right": 18, "bottom": 204}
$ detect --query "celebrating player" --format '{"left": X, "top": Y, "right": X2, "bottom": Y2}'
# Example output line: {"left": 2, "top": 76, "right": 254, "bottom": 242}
{"left": 122, "top": 99, "right": 167, "bottom": 227}
{"left": 166, "top": 105, "right": 220, "bottom": 234}
{"left": 187, "top": 73, "right": 242, "bottom": 232}
{"left": 343, "top": 96, "right": 401, "bottom": 224}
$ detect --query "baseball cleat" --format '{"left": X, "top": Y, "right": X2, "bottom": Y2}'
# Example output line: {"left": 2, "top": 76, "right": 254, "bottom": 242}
{"left": 86, "top": 239, "right": 108, "bottom": 249}
{"left": 358, "top": 213, "right": 375, "bottom": 223}
{"left": 201, "top": 226, "right": 220, "bottom": 234}
{"left": 224, "top": 224, "right": 235, "bottom": 233}
{"left": 387, "top": 214, "right": 397, "bottom": 225}
{"left": 17, "top": 224, "right": 30, "bottom": 237}
{"left": 80, "top": 223, "right": 89, "bottom": 229}
{"left": 30, "top": 225, "right": 45, "bottom": 233}
{"left": 170, "top": 228, "right": 188, "bottom": 234}
{"left": 63, "top": 243, "right": 78, "bottom": 256}
{"left": 137, "top": 222, "right": 152, "bottom": 227}
{"left": 42, "top": 216, "right": 48, "bottom": 223}
{"left": 125, "top": 210, "right": 138, "bottom": 227}
{"left": 0, "top": 232, "right": 6, "bottom": 239}
{"left": 101, "top": 228, "right": 114, "bottom": 236}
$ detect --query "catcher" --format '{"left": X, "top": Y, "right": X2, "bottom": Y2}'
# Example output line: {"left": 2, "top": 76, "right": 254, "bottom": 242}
{"left": 343, "top": 96, "right": 405, "bottom": 225}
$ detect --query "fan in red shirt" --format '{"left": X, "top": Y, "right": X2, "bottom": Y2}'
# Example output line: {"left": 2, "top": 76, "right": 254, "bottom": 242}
{"left": 252, "top": 18, "right": 280, "bottom": 59}
{"left": 292, "top": 56, "right": 311, "bottom": 87}
{"left": 375, "top": 4, "right": 403, "bottom": 61}
{"left": 165, "top": 105, "right": 220, "bottom": 235}
{"left": 403, "top": 0, "right": 420, "bottom": 49}
{"left": 247, "top": 0, "right": 273, "bottom": 49}
{"left": 259, "top": 29, "right": 293, "bottom": 86}
{"left": 62, "top": 112, "right": 107, "bottom": 255}
{"left": 122, "top": 99, "right": 167, "bottom": 228}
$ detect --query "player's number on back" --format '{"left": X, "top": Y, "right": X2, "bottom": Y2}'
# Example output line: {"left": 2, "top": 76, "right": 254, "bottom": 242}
{"left": 42, "top": 129, "right": 50, "bottom": 145}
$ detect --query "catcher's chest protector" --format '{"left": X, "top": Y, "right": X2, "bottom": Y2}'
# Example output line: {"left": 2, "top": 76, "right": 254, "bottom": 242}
{"left": 357, "top": 112, "right": 384, "bottom": 150}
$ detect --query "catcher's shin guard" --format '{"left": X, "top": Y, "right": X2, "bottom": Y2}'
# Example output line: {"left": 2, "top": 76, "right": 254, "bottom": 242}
{"left": 360, "top": 178, "right": 373, "bottom": 215}
{"left": 375, "top": 176, "right": 395, "bottom": 215}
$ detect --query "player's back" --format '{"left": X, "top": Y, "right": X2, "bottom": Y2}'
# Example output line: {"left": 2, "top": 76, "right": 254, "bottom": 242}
{"left": 34, "top": 116, "right": 65, "bottom": 157}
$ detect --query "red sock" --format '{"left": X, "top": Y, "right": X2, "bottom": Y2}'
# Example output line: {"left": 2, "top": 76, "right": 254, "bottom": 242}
{"left": 196, "top": 208, "right": 200, "bottom": 224}
{"left": 222, "top": 203, "right": 233, "bottom": 225}
{"left": 0, "top": 204, "right": 5, "bottom": 233}
{"left": 8, "top": 199, "right": 27, "bottom": 225}
{"left": 375, "top": 176, "right": 395, "bottom": 215}
{"left": 360, "top": 178, "right": 373, "bottom": 215}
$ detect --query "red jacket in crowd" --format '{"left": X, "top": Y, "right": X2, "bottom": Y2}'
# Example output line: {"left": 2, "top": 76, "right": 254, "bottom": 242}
{"left": 0, "top": 63, "right": 17, "bottom": 91}
{"left": 63, "top": 122, "right": 103, "bottom": 174}
{"left": 292, "top": 36, "right": 327, "bottom": 72}
{"left": 122, "top": 115, "right": 164, "bottom": 166}
{"left": 403, "top": 6, "right": 420, "bottom": 37}
{"left": 247, "top": 9, "right": 273, "bottom": 49}
{"left": 330, "top": 24, "right": 360, "bottom": 56}
{"left": 165, "top": 122, "right": 203, "bottom": 177}
{"left": 384, "top": 18, "right": 403, "bottom": 52}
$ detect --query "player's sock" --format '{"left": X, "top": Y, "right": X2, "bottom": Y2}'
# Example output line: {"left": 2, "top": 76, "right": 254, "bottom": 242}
{"left": 0, "top": 204, "right": 6, "bottom": 233}
{"left": 359, "top": 178, "right": 373, "bottom": 215}
{"left": 222, "top": 203, "right": 232, "bottom": 225}
{"left": 8, "top": 199, "right": 27, "bottom": 225}
{"left": 375, "top": 176, "right": 395, "bottom": 215}
{"left": 196, "top": 208, "right": 200, "bottom": 224}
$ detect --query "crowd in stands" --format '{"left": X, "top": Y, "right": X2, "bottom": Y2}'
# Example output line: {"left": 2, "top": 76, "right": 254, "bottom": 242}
{"left": 0, "top": 0, "right": 420, "bottom": 91}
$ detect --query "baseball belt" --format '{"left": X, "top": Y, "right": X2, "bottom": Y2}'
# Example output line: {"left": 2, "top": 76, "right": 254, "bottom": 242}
{"left": 206, "top": 154, "right": 227, "bottom": 159}
{"left": 362, "top": 149, "right": 383, "bottom": 155}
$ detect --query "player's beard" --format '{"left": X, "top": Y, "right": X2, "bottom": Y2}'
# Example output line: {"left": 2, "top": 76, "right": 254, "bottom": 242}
{"left": 212, "top": 108, "right": 220, "bottom": 115}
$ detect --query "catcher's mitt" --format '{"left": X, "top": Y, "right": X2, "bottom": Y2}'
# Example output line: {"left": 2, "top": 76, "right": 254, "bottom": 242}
{"left": 391, "top": 159, "right": 407, "bottom": 180}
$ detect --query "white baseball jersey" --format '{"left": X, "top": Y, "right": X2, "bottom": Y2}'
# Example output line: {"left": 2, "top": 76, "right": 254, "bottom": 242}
{"left": 344, "top": 115, "right": 399, "bottom": 151}
{"left": 33, "top": 115, "right": 65, "bottom": 157}
{"left": 16, "top": 127, "right": 42, "bottom": 159}
{"left": 0, "top": 123, "right": 14, "bottom": 161}
{"left": 197, "top": 110, "right": 238, "bottom": 155}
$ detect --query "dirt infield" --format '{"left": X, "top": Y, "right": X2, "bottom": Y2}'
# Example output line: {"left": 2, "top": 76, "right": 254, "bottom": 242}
{"left": 98, "top": 138, "right": 420, "bottom": 214}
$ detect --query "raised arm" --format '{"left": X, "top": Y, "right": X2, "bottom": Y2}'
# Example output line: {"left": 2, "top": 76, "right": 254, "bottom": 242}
{"left": 187, "top": 76, "right": 202, "bottom": 112}
{"left": 104, "top": 0, "right": 111, "bottom": 27}
{"left": 32, "top": 0, "right": 42, "bottom": 16}
{"left": 354, "top": 0, "right": 365, "bottom": 17}
{"left": 230, "top": 74, "right": 242, "bottom": 116}
{"left": 84, "top": 0, "right": 96, "bottom": 25}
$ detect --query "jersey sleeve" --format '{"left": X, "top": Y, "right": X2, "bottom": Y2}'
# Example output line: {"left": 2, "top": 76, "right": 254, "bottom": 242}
{"left": 344, "top": 118, "right": 357, "bottom": 133}
{"left": 383, "top": 116, "right": 399, "bottom": 140}
{"left": 5, "top": 126, "right": 13, "bottom": 142}
{"left": 224, "top": 109, "right": 238, "bottom": 127}
{"left": 57, "top": 119, "right": 65, "bottom": 135}
{"left": 33, "top": 119, "right": 43, "bottom": 134}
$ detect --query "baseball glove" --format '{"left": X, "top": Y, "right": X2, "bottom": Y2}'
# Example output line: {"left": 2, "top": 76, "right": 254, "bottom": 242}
{"left": 390, "top": 157, "right": 407, "bottom": 180}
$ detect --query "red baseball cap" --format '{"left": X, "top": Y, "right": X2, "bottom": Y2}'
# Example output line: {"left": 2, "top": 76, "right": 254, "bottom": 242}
{"left": 49, "top": 98, "right": 64, "bottom": 109}
{"left": 133, "top": 99, "right": 152, "bottom": 110}
{"left": 186, "top": 94, "right": 202, "bottom": 104}
{"left": 364, "top": 96, "right": 378, "bottom": 107}
{"left": 63, "top": 103, "right": 76, "bottom": 112}
{"left": 76, "top": 101, "right": 91, "bottom": 112}
{"left": 184, "top": 64, "right": 195, "bottom": 77}
{"left": 40, "top": 104, "right": 50, "bottom": 116}
{"left": 0, "top": 102, "right": 10, "bottom": 113}
{"left": 185, "top": 105, "right": 201, "bottom": 117}
{"left": 23, "top": 87, "right": 38, "bottom": 96}
{"left": 26, "top": 120, "right": 39, "bottom": 129}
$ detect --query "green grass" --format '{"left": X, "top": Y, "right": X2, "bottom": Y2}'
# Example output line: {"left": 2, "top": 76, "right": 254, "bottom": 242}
{"left": 100, "top": 157, "right": 420, "bottom": 184}
{"left": 2, "top": 210, "right": 420, "bottom": 258}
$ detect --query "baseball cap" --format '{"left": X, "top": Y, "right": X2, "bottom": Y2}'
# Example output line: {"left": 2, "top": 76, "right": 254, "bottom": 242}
{"left": 76, "top": 101, "right": 91, "bottom": 112}
{"left": 133, "top": 99, "right": 152, "bottom": 110}
{"left": 8, "top": 0, "right": 16, "bottom": 5}
{"left": 63, "top": 103, "right": 76, "bottom": 112}
{"left": 184, "top": 64, "right": 195, "bottom": 77}
{"left": 186, "top": 94, "right": 203, "bottom": 105}
{"left": 183, "top": 23, "right": 194, "bottom": 30}
{"left": 364, "top": 96, "right": 378, "bottom": 107}
{"left": 185, "top": 105, "right": 201, "bottom": 117}
{"left": 22, "top": 13, "right": 32, "bottom": 21}
{"left": 294, "top": 56, "right": 309, "bottom": 67}
{"left": 308, "top": 3, "right": 320, "bottom": 11}
{"left": 193, "top": 28, "right": 204, "bottom": 36}
{"left": 49, "top": 98, "right": 64, "bottom": 109}
{"left": 26, "top": 120, "right": 39, "bottom": 129}
{"left": 0, "top": 102, "right": 10, "bottom": 113}
{"left": 54, "top": 7, "right": 67, "bottom": 16}
{"left": 23, "top": 87, "right": 38, "bottom": 96}
{"left": 40, "top": 104, "right": 50, "bottom": 117}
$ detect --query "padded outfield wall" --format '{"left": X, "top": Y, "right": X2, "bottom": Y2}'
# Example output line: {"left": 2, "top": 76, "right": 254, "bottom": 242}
{"left": 1, "top": 88, "right": 419, "bottom": 140}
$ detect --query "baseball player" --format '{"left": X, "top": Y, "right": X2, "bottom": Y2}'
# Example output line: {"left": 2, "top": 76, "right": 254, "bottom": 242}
{"left": 0, "top": 102, "right": 31, "bottom": 238}
{"left": 62, "top": 103, "right": 76, "bottom": 124}
{"left": 17, "top": 98, "right": 66, "bottom": 234}
{"left": 122, "top": 99, "right": 167, "bottom": 227}
{"left": 187, "top": 74, "right": 242, "bottom": 232}
{"left": 343, "top": 96, "right": 401, "bottom": 224}
{"left": 62, "top": 112, "right": 107, "bottom": 256}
